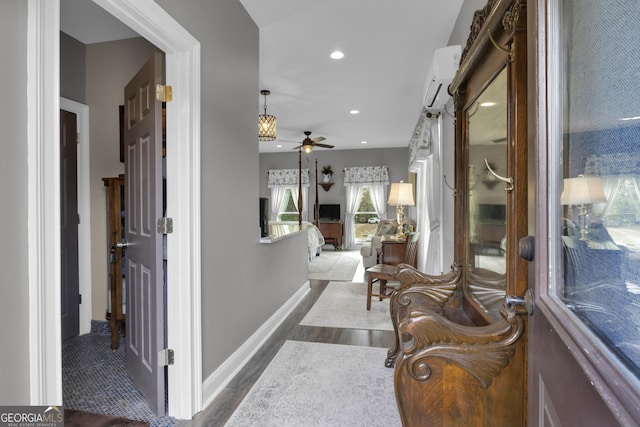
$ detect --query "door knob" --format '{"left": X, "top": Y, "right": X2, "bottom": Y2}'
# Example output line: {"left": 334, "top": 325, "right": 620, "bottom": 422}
{"left": 116, "top": 241, "right": 129, "bottom": 249}
{"left": 518, "top": 236, "right": 534, "bottom": 261}
{"left": 504, "top": 289, "right": 534, "bottom": 316}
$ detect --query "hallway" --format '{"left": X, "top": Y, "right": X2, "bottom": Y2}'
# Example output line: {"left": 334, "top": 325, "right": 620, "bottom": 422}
{"left": 180, "top": 277, "right": 396, "bottom": 426}
{"left": 64, "top": 249, "right": 396, "bottom": 426}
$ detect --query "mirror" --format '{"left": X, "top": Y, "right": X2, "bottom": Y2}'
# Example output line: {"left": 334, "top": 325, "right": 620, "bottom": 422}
{"left": 467, "top": 68, "right": 507, "bottom": 275}
{"left": 449, "top": 0, "right": 528, "bottom": 324}
{"left": 466, "top": 68, "right": 508, "bottom": 317}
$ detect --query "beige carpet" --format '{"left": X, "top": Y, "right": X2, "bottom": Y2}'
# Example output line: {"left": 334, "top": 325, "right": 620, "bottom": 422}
{"left": 299, "top": 281, "right": 393, "bottom": 331}
{"left": 308, "top": 249, "right": 361, "bottom": 281}
{"left": 224, "top": 340, "right": 401, "bottom": 427}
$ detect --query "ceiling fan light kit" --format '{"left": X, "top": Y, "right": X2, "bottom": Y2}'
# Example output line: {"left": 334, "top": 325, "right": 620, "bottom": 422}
{"left": 258, "top": 89, "right": 277, "bottom": 141}
{"left": 293, "top": 130, "right": 334, "bottom": 154}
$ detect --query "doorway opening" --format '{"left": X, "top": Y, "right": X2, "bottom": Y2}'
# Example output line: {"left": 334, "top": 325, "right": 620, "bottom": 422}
{"left": 29, "top": 0, "right": 202, "bottom": 420}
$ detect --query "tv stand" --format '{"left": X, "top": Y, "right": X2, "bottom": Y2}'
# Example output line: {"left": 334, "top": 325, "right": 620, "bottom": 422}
{"left": 319, "top": 221, "right": 343, "bottom": 250}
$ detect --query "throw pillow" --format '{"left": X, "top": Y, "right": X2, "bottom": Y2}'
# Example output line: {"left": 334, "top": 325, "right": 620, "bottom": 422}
{"left": 375, "top": 220, "right": 397, "bottom": 236}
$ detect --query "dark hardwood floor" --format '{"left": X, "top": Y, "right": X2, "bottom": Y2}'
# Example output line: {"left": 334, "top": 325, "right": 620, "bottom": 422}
{"left": 177, "top": 279, "right": 395, "bottom": 427}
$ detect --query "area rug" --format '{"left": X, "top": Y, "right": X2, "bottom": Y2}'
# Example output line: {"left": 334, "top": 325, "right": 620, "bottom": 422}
{"left": 224, "top": 340, "right": 401, "bottom": 427}
{"left": 64, "top": 409, "right": 149, "bottom": 427}
{"left": 308, "top": 250, "right": 361, "bottom": 281}
{"left": 299, "top": 282, "right": 393, "bottom": 331}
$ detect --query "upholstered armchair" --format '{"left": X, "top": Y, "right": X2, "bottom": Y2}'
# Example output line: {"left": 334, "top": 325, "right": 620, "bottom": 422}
{"left": 360, "top": 219, "right": 398, "bottom": 268}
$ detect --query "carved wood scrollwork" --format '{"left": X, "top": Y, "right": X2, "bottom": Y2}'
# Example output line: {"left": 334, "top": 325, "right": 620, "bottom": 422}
{"left": 394, "top": 264, "right": 461, "bottom": 304}
{"left": 398, "top": 307, "right": 524, "bottom": 389}
{"left": 466, "top": 269, "right": 507, "bottom": 315}
{"left": 502, "top": 1, "right": 522, "bottom": 32}
{"left": 385, "top": 265, "right": 462, "bottom": 368}
{"left": 460, "top": 0, "right": 499, "bottom": 64}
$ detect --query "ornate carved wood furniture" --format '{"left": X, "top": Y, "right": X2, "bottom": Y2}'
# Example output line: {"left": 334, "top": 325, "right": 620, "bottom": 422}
{"left": 388, "top": 0, "right": 530, "bottom": 425}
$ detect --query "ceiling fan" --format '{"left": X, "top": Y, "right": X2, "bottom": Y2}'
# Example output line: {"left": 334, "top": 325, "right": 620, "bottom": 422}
{"left": 290, "top": 131, "right": 334, "bottom": 154}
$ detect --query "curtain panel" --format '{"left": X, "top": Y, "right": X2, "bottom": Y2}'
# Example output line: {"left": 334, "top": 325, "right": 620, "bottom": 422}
{"left": 343, "top": 166, "right": 388, "bottom": 249}
{"left": 268, "top": 168, "right": 310, "bottom": 221}
{"left": 408, "top": 108, "right": 434, "bottom": 168}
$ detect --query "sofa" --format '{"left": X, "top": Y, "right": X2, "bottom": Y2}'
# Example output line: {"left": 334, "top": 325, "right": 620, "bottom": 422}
{"left": 359, "top": 219, "right": 399, "bottom": 268}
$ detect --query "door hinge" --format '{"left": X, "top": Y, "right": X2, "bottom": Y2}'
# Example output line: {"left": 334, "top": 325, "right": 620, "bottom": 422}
{"left": 156, "top": 84, "right": 173, "bottom": 102}
{"left": 77, "top": 213, "right": 81, "bottom": 225}
{"left": 76, "top": 133, "right": 79, "bottom": 144}
{"left": 79, "top": 294, "right": 82, "bottom": 304}
{"left": 157, "top": 217, "right": 173, "bottom": 234}
{"left": 158, "top": 349, "right": 174, "bottom": 366}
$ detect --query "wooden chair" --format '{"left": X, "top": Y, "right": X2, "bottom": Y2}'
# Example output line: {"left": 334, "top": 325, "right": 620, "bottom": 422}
{"left": 365, "top": 232, "right": 419, "bottom": 310}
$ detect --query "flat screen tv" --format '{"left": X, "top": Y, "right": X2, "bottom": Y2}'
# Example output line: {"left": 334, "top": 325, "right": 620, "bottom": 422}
{"left": 479, "top": 203, "right": 506, "bottom": 224}
{"left": 318, "top": 204, "right": 340, "bottom": 221}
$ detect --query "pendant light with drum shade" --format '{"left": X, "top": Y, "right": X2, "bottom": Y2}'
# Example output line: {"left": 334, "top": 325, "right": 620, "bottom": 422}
{"left": 258, "top": 90, "right": 277, "bottom": 141}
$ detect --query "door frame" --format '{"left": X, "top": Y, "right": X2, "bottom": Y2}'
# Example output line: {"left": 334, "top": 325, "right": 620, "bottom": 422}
{"left": 60, "top": 98, "right": 91, "bottom": 336}
{"left": 27, "top": 0, "right": 202, "bottom": 419}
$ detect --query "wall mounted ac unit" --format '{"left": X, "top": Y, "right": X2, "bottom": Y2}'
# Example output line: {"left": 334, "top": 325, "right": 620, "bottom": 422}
{"left": 422, "top": 45, "right": 461, "bottom": 110}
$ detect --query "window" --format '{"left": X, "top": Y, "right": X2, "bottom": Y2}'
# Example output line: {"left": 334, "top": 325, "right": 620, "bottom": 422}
{"left": 354, "top": 187, "right": 379, "bottom": 239}
{"left": 556, "top": 0, "right": 640, "bottom": 378}
{"left": 278, "top": 189, "right": 299, "bottom": 221}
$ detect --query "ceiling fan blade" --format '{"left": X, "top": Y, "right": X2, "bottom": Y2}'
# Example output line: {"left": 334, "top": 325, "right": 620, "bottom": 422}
{"left": 314, "top": 143, "right": 334, "bottom": 149}
{"left": 311, "top": 136, "right": 326, "bottom": 143}
{"left": 291, "top": 144, "right": 303, "bottom": 150}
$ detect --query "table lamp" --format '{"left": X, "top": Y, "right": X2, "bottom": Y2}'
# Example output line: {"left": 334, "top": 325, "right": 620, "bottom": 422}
{"left": 388, "top": 180, "right": 415, "bottom": 237}
{"left": 560, "top": 175, "right": 606, "bottom": 240}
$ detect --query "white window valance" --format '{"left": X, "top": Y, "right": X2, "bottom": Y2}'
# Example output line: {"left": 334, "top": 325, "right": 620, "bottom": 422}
{"left": 268, "top": 168, "right": 310, "bottom": 188}
{"left": 343, "top": 166, "right": 389, "bottom": 186}
{"left": 584, "top": 152, "right": 640, "bottom": 175}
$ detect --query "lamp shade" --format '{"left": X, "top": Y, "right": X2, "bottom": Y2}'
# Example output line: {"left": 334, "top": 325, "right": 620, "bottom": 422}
{"left": 560, "top": 176, "right": 606, "bottom": 205}
{"left": 258, "top": 89, "right": 276, "bottom": 141}
{"left": 388, "top": 181, "right": 415, "bottom": 206}
{"left": 258, "top": 114, "right": 277, "bottom": 141}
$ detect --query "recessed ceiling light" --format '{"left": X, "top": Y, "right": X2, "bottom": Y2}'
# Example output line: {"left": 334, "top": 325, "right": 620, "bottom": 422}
{"left": 330, "top": 51, "right": 344, "bottom": 60}
{"left": 350, "top": 110, "right": 360, "bottom": 115}
{"left": 361, "top": 140, "right": 368, "bottom": 144}
{"left": 620, "top": 116, "right": 640, "bottom": 121}
{"left": 480, "top": 101, "right": 497, "bottom": 107}
{"left": 276, "top": 144, "right": 282, "bottom": 148}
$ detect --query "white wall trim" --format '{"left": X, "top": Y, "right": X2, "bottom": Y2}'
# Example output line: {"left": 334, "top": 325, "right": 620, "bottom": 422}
{"left": 60, "top": 98, "right": 92, "bottom": 335}
{"left": 28, "top": 0, "right": 62, "bottom": 406}
{"left": 202, "top": 282, "right": 311, "bottom": 408}
{"left": 94, "top": 0, "right": 203, "bottom": 418}
{"left": 30, "top": 0, "right": 202, "bottom": 418}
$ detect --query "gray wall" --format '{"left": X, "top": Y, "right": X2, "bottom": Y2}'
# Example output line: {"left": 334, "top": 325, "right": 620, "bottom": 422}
{"left": 60, "top": 32, "right": 86, "bottom": 103}
{"left": 259, "top": 147, "right": 413, "bottom": 221}
{"left": 0, "top": 0, "right": 30, "bottom": 404}
{"left": 153, "top": 0, "right": 308, "bottom": 380}
{"left": 85, "top": 37, "right": 160, "bottom": 320}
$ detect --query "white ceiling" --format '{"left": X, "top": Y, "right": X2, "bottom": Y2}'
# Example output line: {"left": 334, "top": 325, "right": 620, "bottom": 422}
{"left": 60, "top": 0, "right": 139, "bottom": 44}
{"left": 60, "top": 0, "right": 465, "bottom": 153}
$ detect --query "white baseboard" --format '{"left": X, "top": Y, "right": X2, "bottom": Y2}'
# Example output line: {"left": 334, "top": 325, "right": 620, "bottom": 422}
{"left": 201, "top": 281, "right": 310, "bottom": 408}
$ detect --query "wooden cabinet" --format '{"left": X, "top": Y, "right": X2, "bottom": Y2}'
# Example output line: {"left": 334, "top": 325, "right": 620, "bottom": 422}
{"left": 103, "top": 175, "right": 125, "bottom": 351}
{"left": 319, "top": 221, "right": 343, "bottom": 250}
{"left": 380, "top": 239, "right": 406, "bottom": 266}
{"left": 390, "top": 1, "right": 529, "bottom": 425}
